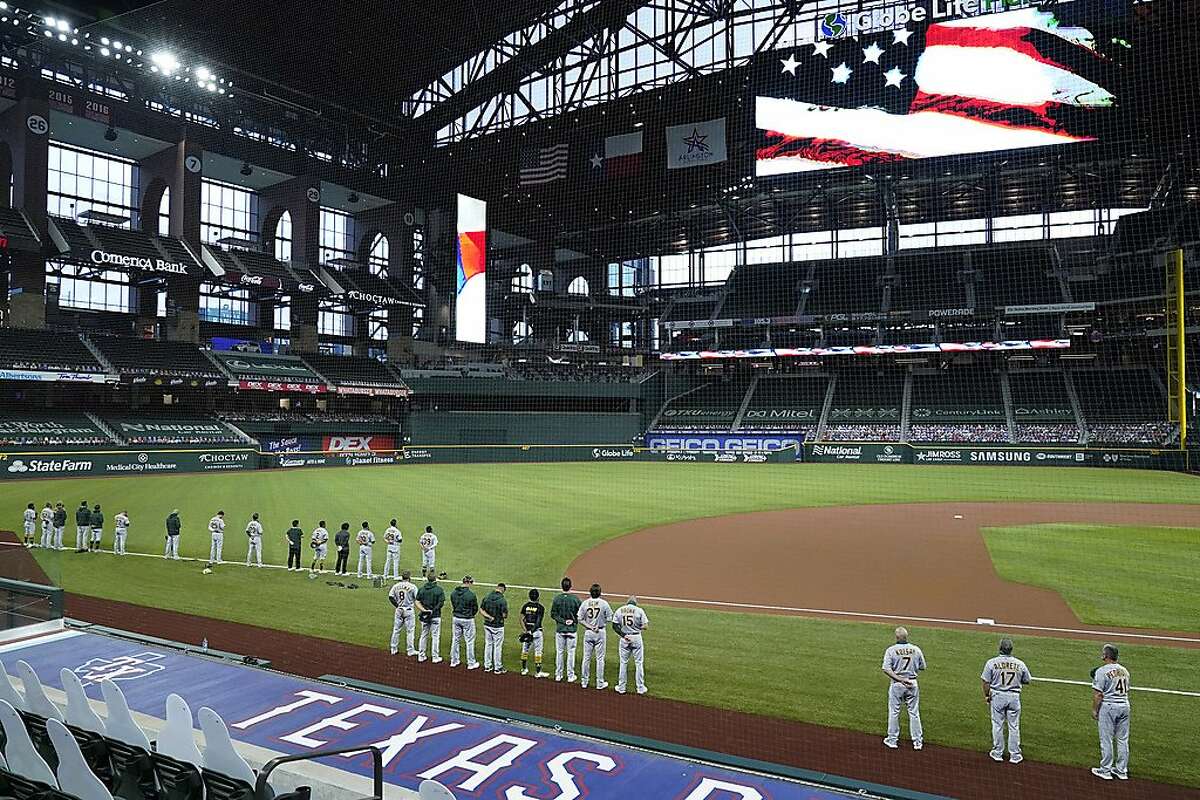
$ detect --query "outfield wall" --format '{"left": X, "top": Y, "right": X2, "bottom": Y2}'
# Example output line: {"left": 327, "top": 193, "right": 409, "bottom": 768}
{"left": 805, "top": 442, "right": 1188, "bottom": 469}
{"left": 407, "top": 411, "right": 642, "bottom": 445}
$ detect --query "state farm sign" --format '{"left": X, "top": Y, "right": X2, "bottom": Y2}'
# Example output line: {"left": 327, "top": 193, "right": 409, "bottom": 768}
{"left": 322, "top": 435, "right": 396, "bottom": 454}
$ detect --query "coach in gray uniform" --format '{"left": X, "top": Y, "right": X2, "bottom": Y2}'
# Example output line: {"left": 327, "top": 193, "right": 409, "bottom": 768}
{"left": 1091, "top": 644, "right": 1131, "bottom": 781}
{"left": 981, "top": 638, "right": 1031, "bottom": 763}
{"left": 882, "top": 626, "right": 926, "bottom": 750}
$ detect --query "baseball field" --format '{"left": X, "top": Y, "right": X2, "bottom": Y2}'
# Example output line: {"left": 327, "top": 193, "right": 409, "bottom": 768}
{"left": 4, "top": 462, "right": 1199, "bottom": 789}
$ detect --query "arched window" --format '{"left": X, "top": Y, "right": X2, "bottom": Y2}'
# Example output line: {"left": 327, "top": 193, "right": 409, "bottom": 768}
{"left": 368, "top": 233, "right": 389, "bottom": 277}
{"left": 412, "top": 227, "right": 425, "bottom": 290}
{"left": 568, "top": 276, "right": 589, "bottom": 296}
{"left": 274, "top": 211, "right": 292, "bottom": 263}
{"left": 158, "top": 187, "right": 171, "bottom": 236}
{"left": 513, "top": 320, "right": 532, "bottom": 343}
{"left": 511, "top": 263, "right": 533, "bottom": 294}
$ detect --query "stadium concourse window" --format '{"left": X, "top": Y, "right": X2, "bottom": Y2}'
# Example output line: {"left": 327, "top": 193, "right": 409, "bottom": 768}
{"left": 45, "top": 142, "right": 139, "bottom": 312}
{"left": 200, "top": 284, "right": 256, "bottom": 326}
{"left": 319, "top": 207, "right": 355, "bottom": 264}
{"left": 411, "top": 305, "right": 424, "bottom": 337}
{"left": 275, "top": 211, "right": 293, "bottom": 263}
{"left": 319, "top": 300, "right": 354, "bottom": 337}
{"left": 607, "top": 260, "right": 643, "bottom": 297}
{"left": 568, "top": 275, "right": 589, "bottom": 296}
{"left": 201, "top": 178, "right": 259, "bottom": 244}
{"left": 369, "top": 309, "right": 388, "bottom": 341}
{"left": 368, "top": 233, "right": 389, "bottom": 277}
{"left": 513, "top": 320, "right": 532, "bottom": 344}
{"left": 158, "top": 187, "right": 171, "bottom": 236}
{"left": 512, "top": 263, "right": 534, "bottom": 294}
{"left": 274, "top": 296, "right": 291, "bottom": 331}
{"left": 611, "top": 321, "right": 635, "bottom": 349}
{"left": 412, "top": 227, "right": 425, "bottom": 290}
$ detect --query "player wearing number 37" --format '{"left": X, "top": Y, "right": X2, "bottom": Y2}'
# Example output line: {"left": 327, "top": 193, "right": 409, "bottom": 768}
{"left": 882, "top": 626, "right": 926, "bottom": 750}
{"left": 981, "top": 638, "right": 1031, "bottom": 764}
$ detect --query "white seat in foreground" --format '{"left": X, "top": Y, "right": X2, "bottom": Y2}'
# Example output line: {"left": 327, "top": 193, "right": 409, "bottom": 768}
{"left": 158, "top": 693, "right": 203, "bottom": 768}
{"left": 47, "top": 718, "right": 114, "bottom": 800}
{"left": 15, "top": 660, "right": 63, "bottom": 721}
{"left": 0, "top": 660, "right": 26, "bottom": 711}
{"left": 419, "top": 779, "right": 457, "bottom": 799}
{"left": 198, "top": 706, "right": 256, "bottom": 786}
{"left": 60, "top": 668, "right": 106, "bottom": 736}
{"left": 99, "top": 680, "right": 152, "bottom": 751}
{"left": 0, "top": 699, "right": 57, "bottom": 786}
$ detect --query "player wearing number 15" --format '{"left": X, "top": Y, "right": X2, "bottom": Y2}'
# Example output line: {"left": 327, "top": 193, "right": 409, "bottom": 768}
{"left": 882, "top": 626, "right": 926, "bottom": 751}
{"left": 1091, "top": 644, "right": 1131, "bottom": 781}
{"left": 980, "top": 639, "right": 1031, "bottom": 764}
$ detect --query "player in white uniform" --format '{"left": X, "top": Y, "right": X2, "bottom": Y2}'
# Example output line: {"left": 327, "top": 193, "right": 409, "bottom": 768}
{"left": 882, "top": 627, "right": 927, "bottom": 750}
{"left": 52, "top": 503, "right": 66, "bottom": 550}
{"left": 208, "top": 511, "right": 226, "bottom": 564}
{"left": 419, "top": 526, "right": 438, "bottom": 575}
{"left": 113, "top": 511, "right": 130, "bottom": 556}
{"left": 1091, "top": 644, "right": 1131, "bottom": 781}
{"left": 39, "top": 503, "right": 53, "bottom": 548}
{"left": 981, "top": 638, "right": 1031, "bottom": 763}
{"left": 310, "top": 521, "right": 329, "bottom": 574}
{"left": 356, "top": 522, "right": 375, "bottom": 578}
{"left": 579, "top": 583, "right": 613, "bottom": 690}
{"left": 382, "top": 519, "right": 402, "bottom": 580}
{"left": 388, "top": 569, "right": 418, "bottom": 656}
{"left": 245, "top": 513, "right": 264, "bottom": 567}
{"left": 613, "top": 596, "right": 649, "bottom": 695}
{"left": 22, "top": 504, "right": 36, "bottom": 547}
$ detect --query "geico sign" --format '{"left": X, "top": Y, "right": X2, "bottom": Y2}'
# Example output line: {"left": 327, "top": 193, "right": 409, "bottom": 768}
{"left": 648, "top": 437, "right": 798, "bottom": 451}
{"left": 90, "top": 249, "right": 189, "bottom": 275}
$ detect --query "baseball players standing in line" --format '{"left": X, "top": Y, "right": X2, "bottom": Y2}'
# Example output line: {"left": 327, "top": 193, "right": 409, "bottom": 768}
{"left": 419, "top": 526, "right": 438, "bottom": 577}
{"left": 449, "top": 575, "right": 480, "bottom": 670}
{"left": 22, "top": 503, "right": 35, "bottom": 547}
{"left": 416, "top": 570, "right": 445, "bottom": 663}
{"left": 882, "top": 626, "right": 926, "bottom": 750}
{"left": 75, "top": 501, "right": 91, "bottom": 552}
{"left": 382, "top": 519, "right": 402, "bottom": 580}
{"left": 334, "top": 523, "right": 351, "bottom": 575}
{"left": 481, "top": 582, "right": 508, "bottom": 674}
{"left": 52, "top": 503, "right": 66, "bottom": 550}
{"left": 356, "top": 522, "right": 375, "bottom": 579}
{"left": 113, "top": 510, "right": 130, "bottom": 556}
{"left": 613, "top": 596, "right": 649, "bottom": 695}
{"left": 89, "top": 504, "right": 104, "bottom": 552}
{"left": 310, "top": 520, "right": 330, "bottom": 574}
{"left": 579, "top": 583, "right": 613, "bottom": 690}
{"left": 245, "top": 513, "right": 263, "bottom": 567}
{"left": 285, "top": 520, "right": 304, "bottom": 571}
{"left": 164, "top": 509, "right": 181, "bottom": 559}
{"left": 551, "top": 577, "right": 581, "bottom": 683}
{"left": 1091, "top": 644, "right": 1131, "bottom": 781}
{"left": 39, "top": 503, "right": 52, "bottom": 548}
{"left": 389, "top": 569, "right": 419, "bottom": 657}
{"left": 981, "top": 638, "right": 1031, "bottom": 764}
{"left": 519, "top": 589, "right": 549, "bottom": 678}
{"left": 208, "top": 510, "right": 225, "bottom": 564}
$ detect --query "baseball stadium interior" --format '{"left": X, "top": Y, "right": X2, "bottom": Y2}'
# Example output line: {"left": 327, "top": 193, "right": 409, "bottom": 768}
{"left": 0, "top": 0, "right": 1195, "bottom": 798}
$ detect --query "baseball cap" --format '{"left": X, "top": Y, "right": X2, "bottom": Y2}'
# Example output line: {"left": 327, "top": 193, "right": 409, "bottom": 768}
{"left": 463, "top": 575, "right": 474, "bottom": 583}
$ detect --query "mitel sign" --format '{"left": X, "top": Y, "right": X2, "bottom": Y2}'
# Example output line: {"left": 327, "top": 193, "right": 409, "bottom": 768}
{"left": 91, "top": 249, "right": 189, "bottom": 275}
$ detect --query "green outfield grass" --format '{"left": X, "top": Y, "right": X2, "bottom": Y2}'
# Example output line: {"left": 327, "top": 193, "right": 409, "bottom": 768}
{"left": 5, "top": 462, "right": 1200, "bottom": 786}
{"left": 983, "top": 523, "right": 1200, "bottom": 632}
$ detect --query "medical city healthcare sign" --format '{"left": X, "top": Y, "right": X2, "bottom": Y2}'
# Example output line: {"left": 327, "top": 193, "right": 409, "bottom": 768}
{"left": 456, "top": 194, "right": 487, "bottom": 343}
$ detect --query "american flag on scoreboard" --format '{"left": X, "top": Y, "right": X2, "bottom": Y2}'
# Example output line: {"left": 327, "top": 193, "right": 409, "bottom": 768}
{"left": 756, "top": 7, "right": 1123, "bottom": 175}
{"left": 519, "top": 143, "right": 570, "bottom": 186}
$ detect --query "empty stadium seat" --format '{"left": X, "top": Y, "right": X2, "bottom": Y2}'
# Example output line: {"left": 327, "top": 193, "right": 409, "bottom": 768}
{"left": 97, "top": 684, "right": 150, "bottom": 753}
{"left": 0, "top": 664, "right": 25, "bottom": 712}
{"left": 0, "top": 701, "right": 57, "bottom": 787}
{"left": 14, "top": 663, "right": 62, "bottom": 723}
{"left": 418, "top": 779, "right": 456, "bottom": 799}
{"left": 0, "top": 330, "right": 102, "bottom": 374}
{"left": 198, "top": 708, "right": 257, "bottom": 798}
{"left": 59, "top": 672, "right": 104, "bottom": 738}
{"left": 47, "top": 719, "right": 112, "bottom": 800}
{"left": 156, "top": 696, "right": 201, "bottom": 769}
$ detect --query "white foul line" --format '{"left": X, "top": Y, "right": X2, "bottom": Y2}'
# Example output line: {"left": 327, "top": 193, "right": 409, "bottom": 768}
{"left": 1032, "top": 676, "right": 1200, "bottom": 698}
{"left": 11, "top": 541, "right": 1200, "bottom": 647}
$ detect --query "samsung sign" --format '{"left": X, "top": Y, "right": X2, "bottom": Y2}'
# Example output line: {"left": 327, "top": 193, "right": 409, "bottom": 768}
{"left": 646, "top": 434, "right": 803, "bottom": 453}
{"left": 91, "top": 249, "right": 189, "bottom": 275}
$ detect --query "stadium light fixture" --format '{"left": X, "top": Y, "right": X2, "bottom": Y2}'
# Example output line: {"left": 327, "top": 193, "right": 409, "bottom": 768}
{"left": 151, "top": 51, "right": 179, "bottom": 75}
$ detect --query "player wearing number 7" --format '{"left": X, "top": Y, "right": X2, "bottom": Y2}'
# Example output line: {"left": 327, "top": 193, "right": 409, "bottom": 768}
{"left": 981, "top": 638, "right": 1031, "bottom": 764}
{"left": 882, "top": 626, "right": 926, "bottom": 750}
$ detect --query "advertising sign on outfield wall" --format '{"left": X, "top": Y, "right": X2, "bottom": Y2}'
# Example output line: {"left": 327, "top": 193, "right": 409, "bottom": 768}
{"left": 0, "top": 449, "right": 256, "bottom": 478}
{"left": 645, "top": 434, "right": 804, "bottom": 454}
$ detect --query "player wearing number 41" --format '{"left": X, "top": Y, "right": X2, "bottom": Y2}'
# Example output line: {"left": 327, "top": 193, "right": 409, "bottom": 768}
{"left": 981, "top": 638, "right": 1031, "bottom": 764}
{"left": 1091, "top": 644, "right": 1131, "bottom": 781}
{"left": 882, "top": 626, "right": 926, "bottom": 750}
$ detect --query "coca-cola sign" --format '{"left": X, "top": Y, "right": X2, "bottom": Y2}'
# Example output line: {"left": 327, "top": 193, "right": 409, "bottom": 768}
{"left": 224, "top": 273, "right": 282, "bottom": 291}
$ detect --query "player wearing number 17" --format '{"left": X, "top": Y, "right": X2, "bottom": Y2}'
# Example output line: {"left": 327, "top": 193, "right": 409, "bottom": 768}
{"left": 882, "top": 627, "right": 926, "bottom": 750}
{"left": 981, "top": 638, "right": 1031, "bottom": 764}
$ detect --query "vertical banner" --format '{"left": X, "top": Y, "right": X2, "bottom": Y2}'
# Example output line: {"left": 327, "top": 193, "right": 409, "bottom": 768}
{"left": 455, "top": 194, "right": 487, "bottom": 343}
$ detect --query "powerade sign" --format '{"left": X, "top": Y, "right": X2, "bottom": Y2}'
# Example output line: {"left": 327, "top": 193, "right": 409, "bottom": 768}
{"left": 645, "top": 435, "right": 803, "bottom": 453}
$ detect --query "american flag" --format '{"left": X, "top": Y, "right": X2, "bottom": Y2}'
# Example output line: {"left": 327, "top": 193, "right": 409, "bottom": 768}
{"left": 519, "top": 143, "right": 570, "bottom": 186}
{"left": 756, "top": 7, "right": 1123, "bottom": 175}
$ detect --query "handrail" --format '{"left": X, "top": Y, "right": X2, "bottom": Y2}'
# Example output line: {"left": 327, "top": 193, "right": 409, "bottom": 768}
{"left": 254, "top": 745, "right": 383, "bottom": 800}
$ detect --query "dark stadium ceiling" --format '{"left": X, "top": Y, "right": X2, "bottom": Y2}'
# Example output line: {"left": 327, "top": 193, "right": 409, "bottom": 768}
{"left": 47, "top": 0, "right": 553, "bottom": 119}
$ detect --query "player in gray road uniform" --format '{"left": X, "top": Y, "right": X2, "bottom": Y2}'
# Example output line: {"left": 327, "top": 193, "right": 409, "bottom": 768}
{"left": 1091, "top": 643, "right": 1131, "bottom": 781}
{"left": 882, "top": 626, "right": 926, "bottom": 750}
{"left": 578, "top": 584, "right": 613, "bottom": 690}
{"left": 388, "top": 569, "right": 419, "bottom": 656}
{"left": 980, "top": 638, "right": 1031, "bottom": 763}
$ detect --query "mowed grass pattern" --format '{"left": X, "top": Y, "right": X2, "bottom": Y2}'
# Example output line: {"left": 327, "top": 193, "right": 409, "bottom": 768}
{"left": 983, "top": 524, "right": 1200, "bottom": 632}
{"left": 4, "top": 462, "right": 1200, "bottom": 786}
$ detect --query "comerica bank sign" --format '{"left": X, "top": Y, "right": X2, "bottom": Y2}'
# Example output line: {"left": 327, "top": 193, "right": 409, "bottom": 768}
{"left": 819, "top": 0, "right": 1049, "bottom": 38}
{"left": 90, "top": 249, "right": 189, "bottom": 275}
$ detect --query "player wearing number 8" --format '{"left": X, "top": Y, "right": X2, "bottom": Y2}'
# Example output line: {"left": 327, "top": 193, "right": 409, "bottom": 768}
{"left": 981, "top": 639, "right": 1031, "bottom": 764}
{"left": 882, "top": 627, "right": 926, "bottom": 750}
{"left": 1091, "top": 644, "right": 1131, "bottom": 781}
